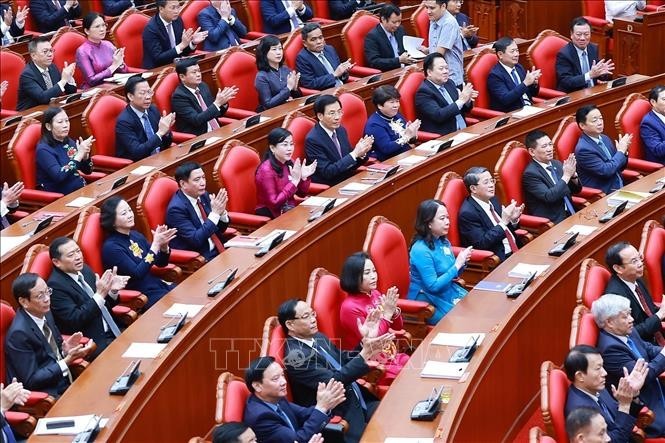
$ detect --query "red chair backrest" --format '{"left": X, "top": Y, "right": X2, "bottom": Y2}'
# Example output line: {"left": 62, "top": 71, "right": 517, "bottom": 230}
{"left": 495, "top": 142, "right": 531, "bottom": 206}
{"left": 15, "top": 0, "right": 36, "bottom": 32}
{"left": 577, "top": 258, "right": 611, "bottom": 308}
{"left": 306, "top": 268, "right": 345, "bottom": 341}
{"left": 0, "top": 49, "right": 26, "bottom": 111}
{"left": 21, "top": 244, "right": 53, "bottom": 280}
{"left": 152, "top": 67, "right": 179, "bottom": 114}
{"left": 180, "top": 0, "right": 208, "bottom": 30}
{"left": 570, "top": 306, "right": 599, "bottom": 348}
{"left": 73, "top": 207, "right": 105, "bottom": 275}
{"left": 616, "top": 94, "right": 653, "bottom": 161}
{"left": 215, "top": 372, "right": 250, "bottom": 424}
{"left": 342, "top": 12, "right": 379, "bottom": 68}
{"left": 242, "top": 0, "right": 264, "bottom": 34}
{"left": 395, "top": 70, "right": 425, "bottom": 123}
{"left": 465, "top": 50, "right": 498, "bottom": 108}
{"left": 283, "top": 111, "right": 316, "bottom": 162}
{"left": 7, "top": 121, "right": 43, "bottom": 189}
{"left": 338, "top": 92, "right": 367, "bottom": 147}
{"left": 310, "top": 0, "right": 331, "bottom": 19}
{"left": 51, "top": 28, "right": 86, "bottom": 86}
{"left": 0, "top": 302, "right": 17, "bottom": 380}
{"left": 214, "top": 141, "right": 260, "bottom": 214}
{"left": 110, "top": 10, "right": 150, "bottom": 69}
{"left": 137, "top": 174, "right": 179, "bottom": 232}
{"left": 411, "top": 4, "right": 429, "bottom": 46}
{"left": 82, "top": 92, "right": 127, "bottom": 157}
{"left": 283, "top": 31, "right": 302, "bottom": 70}
{"left": 213, "top": 49, "right": 259, "bottom": 113}
{"left": 363, "top": 216, "right": 410, "bottom": 299}
{"left": 263, "top": 316, "right": 286, "bottom": 366}
{"left": 641, "top": 221, "right": 665, "bottom": 302}
{"left": 88, "top": 0, "right": 104, "bottom": 13}
{"left": 553, "top": 116, "right": 581, "bottom": 161}
{"left": 434, "top": 173, "right": 467, "bottom": 247}
{"left": 582, "top": 0, "right": 606, "bottom": 19}
{"left": 527, "top": 30, "right": 569, "bottom": 91}
{"left": 541, "top": 361, "right": 571, "bottom": 443}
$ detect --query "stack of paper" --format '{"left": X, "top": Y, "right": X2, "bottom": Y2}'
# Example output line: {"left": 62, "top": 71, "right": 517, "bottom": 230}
{"left": 403, "top": 36, "right": 427, "bottom": 59}
{"left": 397, "top": 155, "right": 427, "bottom": 166}
{"left": 607, "top": 191, "right": 650, "bottom": 208}
{"left": 431, "top": 333, "right": 486, "bottom": 347}
{"left": 420, "top": 361, "right": 468, "bottom": 379}
{"left": 130, "top": 165, "right": 156, "bottom": 176}
{"left": 224, "top": 230, "right": 296, "bottom": 248}
{"left": 0, "top": 234, "right": 30, "bottom": 256}
{"left": 511, "top": 105, "right": 544, "bottom": 118}
{"left": 339, "top": 182, "right": 372, "bottom": 195}
{"left": 122, "top": 342, "right": 167, "bottom": 358}
{"left": 508, "top": 263, "right": 550, "bottom": 279}
{"left": 565, "top": 225, "right": 598, "bottom": 236}
{"left": 163, "top": 303, "right": 204, "bottom": 318}
{"left": 35, "top": 415, "right": 108, "bottom": 435}
{"left": 65, "top": 196, "right": 95, "bottom": 208}
{"left": 300, "top": 197, "right": 347, "bottom": 207}
{"left": 451, "top": 132, "right": 479, "bottom": 146}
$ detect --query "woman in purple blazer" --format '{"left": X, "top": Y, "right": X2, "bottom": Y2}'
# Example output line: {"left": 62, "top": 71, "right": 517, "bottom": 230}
{"left": 254, "top": 34, "right": 302, "bottom": 112}
{"left": 76, "top": 12, "right": 127, "bottom": 89}
{"left": 255, "top": 128, "right": 316, "bottom": 218}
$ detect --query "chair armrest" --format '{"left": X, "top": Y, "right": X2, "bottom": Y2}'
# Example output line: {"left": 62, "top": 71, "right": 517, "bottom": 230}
{"left": 584, "top": 16, "right": 610, "bottom": 28}
{"left": 621, "top": 169, "right": 642, "bottom": 183}
{"left": 469, "top": 107, "right": 504, "bottom": 120}
{"left": 170, "top": 249, "right": 207, "bottom": 274}
{"left": 111, "top": 305, "right": 138, "bottom": 326}
{"left": 118, "top": 289, "right": 147, "bottom": 311}
{"left": 172, "top": 131, "right": 196, "bottom": 144}
{"left": 537, "top": 87, "right": 567, "bottom": 99}
{"left": 572, "top": 196, "right": 590, "bottom": 209}
{"left": 126, "top": 66, "right": 147, "bottom": 73}
{"left": 68, "top": 358, "right": 89, "bottom": 379}
{"left": 519, "top": 214, "right": 553, "bottom": 234}
{"left": 1, "top": 108, "right": 19, "bottom": 118}
{"left": 361, "top": 360, "right": 386, "bottom": 385}
{"left": 5, "top": 411, "right": 36, "bottom": 438}
{"left": 464, "top": 116, "right": 480, "bottom": 125}
{"left": 578, "top": 186, "right": 605, "bottom": 201}
{"left": 300, "top": 87, "right": 320, "bottom": 96}
{"left": 307, "top": 182, "right": 329, "bottom": 195}
{"left": 226, "top": 108, "right": 257, "bottom": 119}
{"left": 150, "top": 263, "right": 183, "bottom": 282}
{"left": 228, "top": 211, "right": 271, "bottom": 230}
{"left": 452, "top": 246, "right": 500, "bottom": 268}
{"left": 349, "top": 65, "right": 381, "bottom": 77}
{"left": 396, "top": 299, "right": 433, "bottom": 316}
{"left": 245, "top": 31, "right": 267, "bottom": 40}
{"left": 325, "top": 417, "right": 348, "bottom": 435}
{"left": 91, "top": 154, "right": 133, "bottom": 170}
{"left": 627, "top": 157, "right": 663, "bottom": 174}
{"left": 15, "top": 391, "right": 55, "bottom": 418}
{"left": 637, "top": 406, "right": 655, "bottom": 429}
{"left": 416, "top": 130, "right": 442, "bottom": 142}
{"left": 515, "top": 229, "right": 534, "bottom": 244}
{"left": 20, "top": 188, "right": 63, "bottom": 205}
{"left": 81, "top": 171, "right": 106, "bottom": 183}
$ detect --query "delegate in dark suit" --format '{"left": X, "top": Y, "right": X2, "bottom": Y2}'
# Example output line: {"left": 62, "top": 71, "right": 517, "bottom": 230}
{"left": 455, "top": 12, "right": 478, "bottom": 49}
{"left": 296, "top": 46, "right": 348, "bottom": 90}
{"left": 364, "top": 24, "right": 407, "bottom": 72}
{"left": 555, "top": 42, "right": 608, "bottom": 93}
{"left": 305, "top": 124, "right": 364, "bottom": 186}
{"left": 598, "top": 329, "right": 665, "bottom": 437}
{"left": 17, "top": 61, "right": 77, "bottom": 111}
{"left": 0, "top": 4, "right": 25, "bottom": 42}
{"left": 244, "top": 395, "right": 329, "bottom": 443}
{"left": 48, "top": 265, "right": 117, "bottom": 359}
{"left": 283, "top": 333, "right": 379, "bottom": 443}
{"left": 458, "top": 196, "right": 521, "bottom": 262}
{"left": 142, "top": 14, "right": 194, "bottom": 69}
{"left": 329, "top": 0, "right": 368, "bottom": 20}
{"left": 575, "top": 133, "right": 627, "bottom": 194}
{"left": 606, "top": 275, "right": 663, "bottom": 344}
{"left": 522, "top": 159, "right": 581, "bottom": 224}
{"left": 197, "top": 5, "right": 247, "bottom": 51}
{"left": 640, "top": 110, "right": 665, "bottom": 164}
{"left": 4, "top": 309, "right": 70, "bottom": 396}
{"left": 29, "top": 0, "right": 80, "bottom": 33}
{"left": 165, "top": 190, "right": 228, "bottom": 262}
{"left": 487, "top": 62, "right": 539, "bottom": 112}
{"left": 261, "top": 0, "right": 313, "bottom": 35}
{"left": 171, "top": 83, "right": 228, "bottom": 136}
{"left": 102, "top": 0, "right": 145, "bottom": 17}
{"left": 115, "top": 104, "right": 173, "bottom": 161}
{"left": 415, "top": 79, "right": 472, "bottom": 136}
{"left": 565, "top": 385, "right": 636, "bottom": 442}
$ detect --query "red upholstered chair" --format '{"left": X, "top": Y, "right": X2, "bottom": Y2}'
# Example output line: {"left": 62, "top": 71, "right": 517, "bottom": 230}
{"left": 464, "top": 49, "right": 505, "bottom": 119}
{"left": 135, "top": 172, "right": 207, "bottom": 275}
{"left": 109, "top": 9, "right": 150, "bottom": 71}
{"left": 305, "top": 268, "right": 346, "bottom": 341}
{"left": 529, "top": 427, "right": 557, "bottom": 443}
{"left": 576, "top": 258, "right": 611, "bottom": 308}
{"left": 282, "top": 111, "right": 329, "bottom": 194}
{"left": 337, "top": 91, "right": 367, "bottom": 147}
{"left": 310, "top": 0, "right": 331, "bottom": 19}
{"left": 394, "top": 69, "right": 441, "bottom": 142}
{"left": 640, "top": 220, "right": 665, "bottom": 303}
{"left": 569, "top": 304, "right": 599, "bottom": 348}
{"left": 214, "top": 372, "right": 250, "bottom": 424}
{"left": 341, "top": 11, "right": 382, "bottom": 77}
{"left": 50, "top": 27, "right": 86, "bottom": 86}
{"left": 7, "top": 119, "right": 64, "bottom": 210}
{"left": 0, "top": 48, "right": 26, "bottom": 116}
{"left": 540, "top": 361, "right": 571, "bottom": 443}
{"left": 494, "top": 141, "right": 555, "bottom": 235}
{"left": 581, "top": 0, "right": 612, "bottom": 57}
{"left": 213, "top": 140, "right": 270, "bottom": 231}
{"left": 410, "top": 4, "right": 429, "bottom": 45}
{"left": 362, "top": 216, "right": 434, "bottom": 338}
{"left": 646, "top": 0, "right": 665, "bottom": 11}
{"left": 282, "top": 30, "right": 319, "bottom": 96}
{"left": 151, "top": 67, "right": 199, "bottom": 143}
{"left": 526, "top": 30, "right": 569, "bottom": 98}
{"left": 212, "top": 47, "right": 258, "bottom": 119}
{"left": 615, "top": 93, "right": 664, "bottom": 173}
{"left": 81, "top": 90, "right": 134, "bottom": 172}
{"left": 240, "top": 0, "right": 268, "bottom": 39}
{"left": 434, "top": 172, "right": 501, "bottom": 280}
{"left": 180, "top": 0, "right": 208, "bottom": 30}
{"left": 15, "top": 0, "right": 37, "bottom": 33}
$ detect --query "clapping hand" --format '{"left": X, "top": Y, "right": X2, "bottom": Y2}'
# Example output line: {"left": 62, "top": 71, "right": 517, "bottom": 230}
{"left": 404, "top": 119, "right": 421, "bottom": 141}
{"left": 15, "top": 5, "right": 28, "bottom": 27}
{"left": 210, "top": 189, "right": 228, "bottom": 216}
{"left": 616, "top": 133, "right": 632, "bottom": 154}
{"left": 459, "top": 82, "right": 478, "bottom": 103}
{"left": 0, "top": 80, "right": 8, "bottom": 100}
{"left": 191, "top": 27, "right": 208, "bottom": 45}
{"left": 111, "top": 47, "right": 125, "bottom": 71}
{"left": 215, "top": 86, "right": 239, "bottom": 107}
{"left": 524, "top": 67, "right": 542, "bottom": 86}
{"left": 151, "top": 224, "right": 177, "bottom": 252}
{"left": 2, "top": 181, "right": 24, "bottom": 206}
{"left": 589, "top": 58, "right": 615, "bottom": 78}
{"left": 157, "top": 111, "right": 176, "bottom": 137}
{"left": 454, "top": 246, "right": 473, "bottom": 271}
{"left": 1, "top": 379, "right": 30, "bottom": 413}
{"left": 379, "top": 286, "right": 399, "bottom": 320}
{"left": 315, "top": 378, "right": 346, "bottom": 412}
{"left": 562, "top": 154, "right": 577, "bottom": 180}
{"left": 288, "top": 158, "right": 303, "bottom": 184}
{"left": 357, "top": 307, "right": 382, "bottom": 339}
{"left": 352, "top": 135, "right": 374, "bottom": 159}
{"left": 287, "top": 71, "right": 300, "bottom": 91}
{"left": 301, "top": 159, "right": 316, "bottom": 180}
{"left": 61, "top": 61, "right": 77, "bottom": 84}
{"left": 74, "top": 136, "right": 94, "bottom": 161}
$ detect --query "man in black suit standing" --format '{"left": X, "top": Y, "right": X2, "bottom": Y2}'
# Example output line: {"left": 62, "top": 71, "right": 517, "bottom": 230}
{"left": 48, "top": 237, "right": 129, "bottom": 360}
{"left": 556, "top": 17, "right": 614, "bottom": 93}
{"left": 415, "top": 52, "right": 476, "bottom": 136}
{"left": 522, "top": 130, "right": 581, "bottom": 224}
{"left": 605, "top": 241, "right": 665, "bottom": 345}
{"left": 171, "top": 58, "right": 237, "bottom": 136}
{"left": 364, "top": 4, "right": 415, "bottom": 72}
{"left": 17, "top": 36, "right": 77, "bottom": 111}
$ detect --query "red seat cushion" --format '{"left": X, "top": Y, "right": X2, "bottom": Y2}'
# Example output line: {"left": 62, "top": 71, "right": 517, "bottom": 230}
{"left": 222, "top": 377, "right": 250, "bottom": 423}
{"left": 466, "top": 52, "right": 498, "bottom": 109}
{"left": 438, "top": 178, "right": 467, "bottom": 247}
{"left": 308, "top": 270, "right": 345, "bottom": 340}
{"left": 527, "top": 33, "right": 568, "bottom": 91}
{"left": 216, "top": 143, "right": 260, "bottom": 215}
{"left": 180, "top": 0, "right": 208, "bottom": 30}
{"left": 283, "top": 32, "right": 302, "bottom": 71}
{"left": 52, "top": 29, "right": 87, "bottom": 86}
{"left": 140, "top": 176, "right": 178, "bottom": 229}
{"left": 83, "top": 93, "right": 132, "bottom": 163}
{"left": 498, "top": 146, "right": 531, "bottom": 205}
{"left": 618, "top": 96, "right": 654, "bottom": 161}
{"left": 364, "top": 218, "right": 410, "bottom": 298}
{"left": 554, "top": 118, "right": 581, "bottom": 161}
{"left": 338, "top": 92, "right": 367, "bottom": 147}
{"left": 214, "top": 50, "right": 259, "bottom": 117}
{"left": 576, "top": 311, "right": 599, "bottom": 346}
{"left": 547, "top": 366, "right": 571, "bottom": 442}
{"left": 0, "top": 49, "right": 26, "bottom": 111}
{"left": 342, "top": 13, "right": 380, "bottom": 69}
{"left": 581, "top": 263, "right": 611, "bottom": 308}
{"left": 110, "top": 11, "right": 149, "bottom": 69}
{"left": 284, "top": 114, "right": 316, "bottom": 162}
{"left": 395, "top": 71, "right": 425, "bottom": 123}
{"left": 75, "top": 211, "right": 106, "bottom": 275}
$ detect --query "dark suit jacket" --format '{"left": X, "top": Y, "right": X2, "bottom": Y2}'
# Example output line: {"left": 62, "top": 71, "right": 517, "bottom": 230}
{"left": 296, "top": 46, "right": 348, "bottom": 90}
{"left": 29, "top": 0, "right": 80, "bottom": 33}
{"left": 0, "top": 4, "right": 25, "bottom": 41}
{"left": 165, "top": 190, "right": 229, "bottom": 262}
{"left": 17, "top": 61, "right": 77, "bottom": 111}
{"left": 261, "top": 0, "right": 313, "bottom": 35}
{"left": 555, "top": 42, "right": 609, "bottom": 93}
{"left": 102, "top": 0, "right": 145, "bottom": 17}
{"left": 522, "top": 159, "right": 581, "bottom": 224}
{"left": 197, "top": 5, "right": 247, "bottom": 51}
{"left": 142, "top": 14, "right": 193, "bottom": 69}
{"left": 48, "top": 265, "right": 117, "bottom": 359}
{"left": 606, "top": 275, "right": 662, "bottom": 343}
{"left": 115, "top": 104, "right": 173, "bottom": 161}
{"left": 640, "top": 110, "right": 665, "bottom": 164}
{"left": 565, "top": 385, "right": 636, "bottom": 443}
{"left": 364, "top": 24, "right": 406, "bottom": 72}
{"left": 575, "top": 133, "right": 627, "bottom": 194}
{"left": 171, "top": 83, "right": 227, "bottom": 136}
{"left": 4, "top": 309, "right": 70, "bottom": 396}
{"left": 329, "top": 0, "right": 368, "bottom": 20}
{"left": 305, "top": 124, "right": 364, "bottom": 186}
{"left": 598, "top": 329, "right": 665, "bottom": 437}
{"left": 455, "top": 12, "right": 478, "bottom": 49}
{"left": 244, "top": 395, "right": 328, "bottom": 443}
{"left": 415, "top": 78, "right": 473, "bottom": 136}
{"left": 458, "top": 196, "right": 521, "bottom": 262}
{"left": 487, "top": 62, "right": 539, "bottom": 112}
{"left": 283, "top": 333, "right": 378, "bottom": 443}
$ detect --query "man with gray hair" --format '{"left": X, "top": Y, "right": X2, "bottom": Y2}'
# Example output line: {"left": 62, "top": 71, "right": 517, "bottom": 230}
{"left": 593, "top": 293, "right": 665, "bottom": 436}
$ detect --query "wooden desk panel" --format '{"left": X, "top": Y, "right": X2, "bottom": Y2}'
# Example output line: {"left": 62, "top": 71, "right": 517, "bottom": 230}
{"left": 614, "top": 11, "right": 665, "bottom": 76}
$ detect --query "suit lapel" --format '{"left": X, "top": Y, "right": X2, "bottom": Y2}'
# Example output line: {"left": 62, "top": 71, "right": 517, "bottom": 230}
{"left": 316, "top": 124, "right": 342, "bottom": 160}
{"left": 177, "top": 190, "right": 203, "bottom": 228}
{"left": 54, "top": 267, "right": 89, "bottom": 301}
{"left": 424, "top": 80, "right": 446, "bottom": 107}
{"left": 182, "top": 85, "right": 203, "bottom": 112}
{"left": 30, "top": 62, "right": 47, "bottom": 89}
{"left": 468, "top": 197, "right": 493, "bottom": 228}
{"left": 568, "top": 43, "right": 583, "bottom": 75}
{"left": 21, "top": 310, "right": 58, "bottom": 360}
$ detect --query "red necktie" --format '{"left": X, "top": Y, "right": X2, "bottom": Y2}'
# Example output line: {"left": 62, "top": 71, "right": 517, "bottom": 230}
{"left": 635, "top": 284, "right": 665, "bottom": 346}
{"left": 489, "top": 205, "right": 519, "bottom": 253}
{"left": 195, "top": 89, "right": 220, "bottom": 130}
{"left": 197, "top": 199, "right": 224, "bottom": 254}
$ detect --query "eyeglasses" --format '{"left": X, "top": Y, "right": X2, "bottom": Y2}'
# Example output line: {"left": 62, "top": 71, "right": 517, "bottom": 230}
{"left": 478, "top": 178, "right": 496, "bottom": 185}
{"left": 623, "top": 255, "right": 644, "bottom": 266}
{"left": 324, "top": 110, "right": 344, "bottom": 118}
{"left": 294, "top": 310, "right": 317, "bottom": 320}
{"left": 587, "top": 116, "right": 604, "bottom": 124}
{"left": 38, "top": 48, "right": 55, "bottom": 55}
{"left": 33, "top": 287, "right": 53, "bottom": 301}
{"left": 135, "top": 89, "right": 154, "bottom": 98}
{"left": 573, "top": 32, "right": 590, "bottom": 38}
